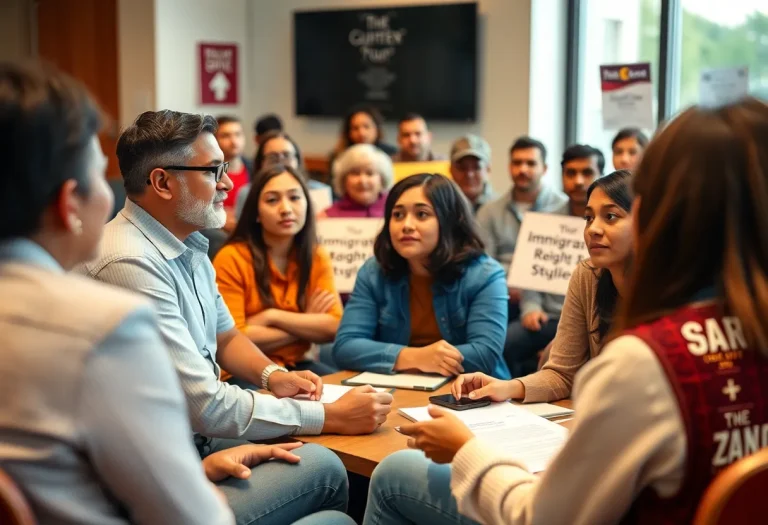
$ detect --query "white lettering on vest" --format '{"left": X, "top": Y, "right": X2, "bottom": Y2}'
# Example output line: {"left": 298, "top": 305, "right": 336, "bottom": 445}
{"left": 724, "top": 410, "right": 751, "bottom": 428}
{"left": 723, "top": 317, "right": 748, "bottom": 350}
{"left": 705, "top": 318, "right": 729, "bottom": 352}
{"left": 713, "top": 431, "right": 729, "bottom": 467}
{"left": 744, "top": 425, "right": 760, "bottom": 455}
{"left": 728, "top": 426, "right": 744, "bottom": 462}
{"left": 712, "top": 423, "right": 768, "bottom": 467}
{"left": 682, "top": 321, "right": 707, "bottom": 356}
{"left": 682, "top": 317, "right": 746, "bottom": 356}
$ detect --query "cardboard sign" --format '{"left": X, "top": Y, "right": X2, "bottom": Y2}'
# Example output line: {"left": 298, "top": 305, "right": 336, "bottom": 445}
{"left": 507, "top": 212, "right": 589, "bottom": 295}
{"left": 700, "top": 67, "right": 749, "bottom": 107}
{"left": 199, "top": 43, "right": 238, "bottom": 105}
{"left": 316, "top": 218, "right": 383, "bottom": 293}
{"left": 600, "top": 62, "right": 654, "bottom": 130}
{"left": 393, "top": 160, "right": 451, "bottom": 182}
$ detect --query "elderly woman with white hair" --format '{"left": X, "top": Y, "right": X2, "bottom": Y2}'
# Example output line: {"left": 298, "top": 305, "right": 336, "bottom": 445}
{"left": 322, "top": 143, "right": 393, "bottom": 218}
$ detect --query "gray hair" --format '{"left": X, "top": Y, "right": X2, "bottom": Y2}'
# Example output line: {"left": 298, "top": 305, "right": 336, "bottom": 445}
{"left": 332, "top": 143, "right": 394, "bottom": 197}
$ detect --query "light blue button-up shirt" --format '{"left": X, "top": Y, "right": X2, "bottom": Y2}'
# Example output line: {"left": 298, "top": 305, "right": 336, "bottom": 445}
{"left": 80, "top": 199, "right": 325, "bottom": 441}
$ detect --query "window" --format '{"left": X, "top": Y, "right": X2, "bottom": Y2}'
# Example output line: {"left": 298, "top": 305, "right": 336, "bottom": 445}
{"left": 568, "top": 0, "right": 768, "bottom": 161}
{"left": 677, "top": 1, "right": 768, "bottom": 110}
{"left": 571, "top": 0, "right": 661, "bottom": 171}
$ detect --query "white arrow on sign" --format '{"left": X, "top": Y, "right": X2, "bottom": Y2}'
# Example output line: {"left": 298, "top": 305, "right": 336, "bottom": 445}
{"left": 209, "top": 71, "right": 231, "bottom": 101}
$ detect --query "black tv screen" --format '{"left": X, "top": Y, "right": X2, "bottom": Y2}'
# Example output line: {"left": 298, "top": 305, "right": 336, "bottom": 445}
{"left": 293, "top": 2, "right": 477, "bottom": 121}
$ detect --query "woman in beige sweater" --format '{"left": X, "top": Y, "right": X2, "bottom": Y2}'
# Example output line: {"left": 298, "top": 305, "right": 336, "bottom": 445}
{"left": 457, "top": 170, "right": 635, "bottom": 403}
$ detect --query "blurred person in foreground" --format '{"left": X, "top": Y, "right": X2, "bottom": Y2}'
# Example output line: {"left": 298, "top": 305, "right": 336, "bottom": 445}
{"left": 0, "top": 60, "right": 239, "bottom": 525}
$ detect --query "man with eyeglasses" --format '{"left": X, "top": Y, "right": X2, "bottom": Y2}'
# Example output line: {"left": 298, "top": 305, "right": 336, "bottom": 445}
{"left": 79, "top": 110, "right": 392, "bottom": 524}
{"left": 449, "top": 134, "right": 496, "bottom": 215}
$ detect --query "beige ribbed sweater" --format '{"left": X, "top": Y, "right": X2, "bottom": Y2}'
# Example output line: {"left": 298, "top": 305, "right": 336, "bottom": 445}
{"left": 519, "top": 261, "right": 603, "bottom": 402}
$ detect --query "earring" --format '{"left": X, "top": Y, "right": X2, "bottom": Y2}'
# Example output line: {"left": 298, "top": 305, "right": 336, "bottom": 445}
{"left": 71, "top": 217, "right": 83, "bottom": 235}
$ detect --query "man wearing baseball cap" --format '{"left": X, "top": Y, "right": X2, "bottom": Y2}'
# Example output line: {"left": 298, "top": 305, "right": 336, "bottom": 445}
{"left": 449, "top": 134, "right": 496, "bottom": 214}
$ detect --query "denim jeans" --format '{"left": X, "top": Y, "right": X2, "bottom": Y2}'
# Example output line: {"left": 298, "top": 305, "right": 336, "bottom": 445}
{"left": 207, "top": 438, "right": 349, "bottom": 525}
{"left": 363, "top": 450, "right": 479, "bottom": 525}
{"left": 504, "top": 317, "right": 560, "bottom": 378}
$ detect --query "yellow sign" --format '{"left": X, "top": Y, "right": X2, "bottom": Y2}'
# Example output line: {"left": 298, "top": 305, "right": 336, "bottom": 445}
{"left": 392, "top": 160, "right": 451, "bottom": 182}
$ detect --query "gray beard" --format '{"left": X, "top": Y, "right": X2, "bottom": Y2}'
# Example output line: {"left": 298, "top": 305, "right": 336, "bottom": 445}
{"left": 176, "top": 178, "right": 227, "bottom": 229}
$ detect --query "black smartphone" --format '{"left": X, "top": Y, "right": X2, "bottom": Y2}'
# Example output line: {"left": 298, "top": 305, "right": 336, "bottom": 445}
{"left": 428, "top": 394, "right": 491, "bottom": 411}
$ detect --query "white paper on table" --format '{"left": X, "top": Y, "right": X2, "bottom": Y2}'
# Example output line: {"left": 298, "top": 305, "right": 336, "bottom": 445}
{"left": 344, "top": 372, "right": 450, "bottom": 390}
{"left": 294, "top": 383, "right": 389, "bottom": 404}
{"left": 398, "top": 402, "right": 569, "bottom": 473}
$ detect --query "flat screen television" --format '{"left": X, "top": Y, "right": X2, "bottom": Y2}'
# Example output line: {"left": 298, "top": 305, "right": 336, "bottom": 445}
{"left": 293, "top": 2, "right": 477, "bottom": 121}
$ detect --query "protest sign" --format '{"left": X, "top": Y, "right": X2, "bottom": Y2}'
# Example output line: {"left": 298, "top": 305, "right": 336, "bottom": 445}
{"left": 507, "top": 212, "right": 590, "bottom": 295}
{"left": 317, "top": 218, "right": 383, "bottom": 293}
{"left": 600, "top": 62, "right": 654, "bottom": 130}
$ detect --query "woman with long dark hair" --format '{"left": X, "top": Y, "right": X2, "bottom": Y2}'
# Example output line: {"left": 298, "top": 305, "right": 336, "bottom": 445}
{"left": 332, "top": 173, "right": 510, "bottom": 378}
{"left": 454, "top": 169, "right": 634, "bottom": 403}
{"left": 214, "top": 165, "right": 342, "bottom": 375}
{"left": 365, "top": 97, "right": 768, "bottom": 525}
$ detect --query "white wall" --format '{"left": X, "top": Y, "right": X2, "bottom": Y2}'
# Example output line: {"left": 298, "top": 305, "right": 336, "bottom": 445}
{"left": 153, "top": 0, "right": 250, "bottom": 124}
{"left": 248, "top": 0, "right": 534, "bottom": 192}
{"left": 119, "top": 0, "right": 567, "bottom": 192}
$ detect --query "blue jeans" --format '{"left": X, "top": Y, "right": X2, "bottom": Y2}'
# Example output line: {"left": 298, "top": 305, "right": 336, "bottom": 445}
{"left": 363, "top": 450, "right": 479, "bottom": 525}
{"left": 207, "top": 438, "right": 349, "bottom": 525}
{"left": 504, "top": 317, "right": 560, "bottom": 378}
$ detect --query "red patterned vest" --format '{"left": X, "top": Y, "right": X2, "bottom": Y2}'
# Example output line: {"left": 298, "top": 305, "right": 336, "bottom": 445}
{"left": 622, "top": 302, "right": 768, "bottom": 524}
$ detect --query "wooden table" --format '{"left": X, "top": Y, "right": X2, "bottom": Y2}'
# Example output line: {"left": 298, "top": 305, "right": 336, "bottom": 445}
{"left": 297, "top": 371, "right": 574, "bottom": 477}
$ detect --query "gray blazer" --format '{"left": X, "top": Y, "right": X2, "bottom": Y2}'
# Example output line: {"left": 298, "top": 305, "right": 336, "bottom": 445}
{"left": 0, "top": 239, "right": 232, "bottom": 525}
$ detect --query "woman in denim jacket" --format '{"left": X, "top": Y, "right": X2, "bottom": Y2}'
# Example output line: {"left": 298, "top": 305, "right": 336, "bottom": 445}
{"left": 333, "top": 173, "right": 511, "bottom": 379}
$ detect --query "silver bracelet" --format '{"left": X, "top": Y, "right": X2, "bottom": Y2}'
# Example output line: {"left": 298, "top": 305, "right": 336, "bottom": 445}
{"left": 261, "top": 364, "right": 288, "bottom": 392}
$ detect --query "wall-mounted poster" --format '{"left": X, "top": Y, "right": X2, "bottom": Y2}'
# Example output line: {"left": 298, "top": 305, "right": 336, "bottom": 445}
{"left": 600, "top": 62, "right": 654, "bottom": 131}
{"left": 294, "top": 3, "right": 477, "bottom": 121}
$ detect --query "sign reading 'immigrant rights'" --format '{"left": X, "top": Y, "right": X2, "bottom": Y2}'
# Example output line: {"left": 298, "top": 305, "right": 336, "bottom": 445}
{"left": 507, "top": 212, "right": 590, "bottom": 296}
{"left": 316, "top": 218, "right": 383, "bottom": 293}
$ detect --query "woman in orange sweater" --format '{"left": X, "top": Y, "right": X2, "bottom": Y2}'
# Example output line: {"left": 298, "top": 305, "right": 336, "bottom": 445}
{"left": 213, "top": 165, "right": 342, "bottom": 377}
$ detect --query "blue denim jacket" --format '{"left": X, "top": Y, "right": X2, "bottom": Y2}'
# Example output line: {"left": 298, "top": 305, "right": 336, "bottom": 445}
{"left": 332, "top": 254, "right": 511, "bottom": 379}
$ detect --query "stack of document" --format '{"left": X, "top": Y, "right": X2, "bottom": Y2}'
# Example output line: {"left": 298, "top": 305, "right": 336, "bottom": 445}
{"left": 343, "top": 372, "right": 450, "bottom": 391}
{"left": 399, "top": 402, "right": 569, "bottom": 472}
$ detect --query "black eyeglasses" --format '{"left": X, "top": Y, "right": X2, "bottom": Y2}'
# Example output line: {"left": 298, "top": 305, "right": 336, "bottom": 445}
{"left": 151, "top": 162, "right": 230, "bottom": 184}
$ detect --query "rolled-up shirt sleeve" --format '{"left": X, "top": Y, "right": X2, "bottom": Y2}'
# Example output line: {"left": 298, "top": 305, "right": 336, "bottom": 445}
{"left": 94, "top": 257, "right": 323, "bottom": 439}
{"left": 78, "top": 306, "right": 234, "bottom": 525}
